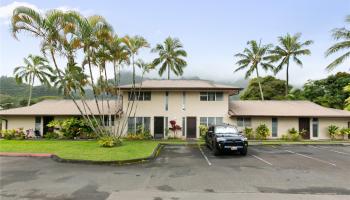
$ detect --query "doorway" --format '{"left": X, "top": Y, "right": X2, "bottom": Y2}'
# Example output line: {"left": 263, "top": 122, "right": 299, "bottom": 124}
{"left": 154, "top": 117, "right": 164, "bottom": 139}
{"left": 299, "top": 118, "right": 310, "bottom": 139}
{"left": 186, "top": 117, "right": 196, "bottom": 138}
{"left": 43, "top": 116, "right": 54, "bottom": 135}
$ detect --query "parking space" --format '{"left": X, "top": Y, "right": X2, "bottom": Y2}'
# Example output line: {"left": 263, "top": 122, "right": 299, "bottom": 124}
{"left": 2, "top": 144, "right": 350, "bottom": 199}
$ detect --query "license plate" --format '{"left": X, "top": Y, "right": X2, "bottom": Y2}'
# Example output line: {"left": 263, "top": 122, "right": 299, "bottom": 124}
{"left": 230, "top": 147, "right": 237, "bottom": 150}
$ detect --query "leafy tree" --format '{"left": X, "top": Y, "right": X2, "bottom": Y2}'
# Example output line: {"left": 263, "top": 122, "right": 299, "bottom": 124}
{"left": 325, "top": 15, "right": 350, "bottom": 71}
{"left": 234, "top": 40, "right": 273, "bottom": 100}
{"left": 13, "top": 55, "right": 53, "bottom": 106}
{"left": 302, "top": 72, "right": 350, "bottom": 109}
{"left": 343, "top": 83, "right": 350, "bottom": 111}
{"left": 240, "top": 76, "right": 292, "bottom": 100}
{"left": 268, "top": 33, "right": 313, "bottom": 96}
{"left": 152, "top": 37, "right": 188, "bottom": 79}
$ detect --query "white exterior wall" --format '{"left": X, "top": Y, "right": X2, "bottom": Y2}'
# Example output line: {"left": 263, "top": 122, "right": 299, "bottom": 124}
{"left": 120, "top": 90, "right": 231, "bottom": 138}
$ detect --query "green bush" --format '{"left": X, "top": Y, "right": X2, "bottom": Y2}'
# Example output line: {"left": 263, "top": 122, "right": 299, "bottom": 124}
{"left": 255, "top": 124, "right": 270, "bottom": 140}
{"left": 281, "top": 128, "right": 302, "bottom": 141}
{"left": 243, "top": 127, "right": 254, "bottom": 139}
{"left": 44, "top": 132, "right": 60, "bottom": 140}
{"left": 125, "top": 125, "right": 152, "bottom": 140}
{"left": 339, "top": 128, "right": 350, "bottom": 138}
{"left": 98, "top": 135, "right": 122, "bottom": 147}
{"left": 1, "top": 129, "right": 25, "bottom": 140}
{"left": 47, "top": 117, "right": 96, "bottom": 139}
{"left": 327, "top": 125, "right": 339, "bottom": 139}
{"left": 199, "top": 125, "right": 208, "bottom": 140}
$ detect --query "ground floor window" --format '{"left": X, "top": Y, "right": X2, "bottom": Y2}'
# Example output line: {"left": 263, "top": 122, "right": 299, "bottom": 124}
{"left": 237, "top": 117, "right": 251, "bottom": 127}
{"left": 182, "top": 117, "right": 186, "bottom": 136}
{"left": 35, "top": 116, "right": 41, "bottom": 135}
{"left": 103, "top": 115, "right": 115, "bottom": 126}
{"left": 127, "top": 117, "right": 150, "bottom": 134}
{"left": 200, "top": 117, "right": 223, "bottom": 127}
{"left": 165, "top": 117, "right": 168, "bottom": 136}
{"left": 312, "top": 118, "right": 319, "bottom": 137}
{"left": 272, "top": 118, "right": 278, "bottom": 137}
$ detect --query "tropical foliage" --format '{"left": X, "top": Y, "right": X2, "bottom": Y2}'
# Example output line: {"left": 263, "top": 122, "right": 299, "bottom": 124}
{"left": 240, "top": 76, "right": 291, "bottom": 100}
{"left": 255, "top": 124, "right": 270, "bottom": 140}
{"left": 325, "top": 15, "right": 350, "bottom": 71}
{"left": 152, "top": 37, "right": 187, "bottom": 79}
{"left": 268, "top": 33, "right": 313, "bottom": 96}
{"left": 234, "top": 40, "right": 273, "bottom": 100}
{"left": 13, "top": 55, "right": 53, "bottom": 106}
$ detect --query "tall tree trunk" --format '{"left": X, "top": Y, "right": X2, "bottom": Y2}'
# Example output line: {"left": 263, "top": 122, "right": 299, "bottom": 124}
{"left": 256, "top": 68, "right": 264, "bottom": 101}
{"left": 168, "top": 65, "right": 170, "bottom": 80}
{"left": 27, "top": 74, "right": 34, "bottom": 106}
{"left": 286, "top": 61, "right": 289, "bottom": 96}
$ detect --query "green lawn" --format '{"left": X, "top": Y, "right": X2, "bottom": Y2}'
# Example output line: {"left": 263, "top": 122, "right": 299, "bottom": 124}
{"left": 0, "top": 140, "right": 160, "bottom": 161}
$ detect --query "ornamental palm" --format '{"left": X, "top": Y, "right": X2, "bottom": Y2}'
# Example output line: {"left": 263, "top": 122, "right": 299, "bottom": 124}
{"left": 234, "top": 40, "right": 273, "bottom": 100}
{"left": 268, "top": 33, "right": 313, "bottom": 96}
{"left": 14, "top": 55, "right": 53, "bottom": 106}
{"left": 151, "top": 37, "right": 187, "bottom": 79}
{"left": 325, "top": 15, "right": 350, "bottom": 71}
{"left": 123, "top": 35, "right": 149, "bottom": 85}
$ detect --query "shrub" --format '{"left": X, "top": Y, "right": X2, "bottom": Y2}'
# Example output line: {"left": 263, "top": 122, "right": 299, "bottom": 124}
{"left": 98, "top": 135, "right": 121, "bottom": 147}
{"left": 199, "top": 125, "right": 208, "bottom": 140}
{"left": 243, "top": 127, "right": 254, "bottom": 139}
{"left": 1, "top": 129, "right": 25, "bottom": 140}
{"left": 327, "top": 125, "right": 339, "bottom": 139}
{"left": 44, "top": 132, "right": 60, "bottom": 140}
{"left": 281, "top": 128, "right": 302, "bottom": 141}
{"left": 47, "top": 117, "right": 96, "bottom": 139}
{"left": 255, "top": 124, "right": 270, "bottom": 140}
{"left": 125, "top": 132, "right": 152, "bottom": 140}
{"left": 339, "top": 128, "right": 350, "bottom": 138}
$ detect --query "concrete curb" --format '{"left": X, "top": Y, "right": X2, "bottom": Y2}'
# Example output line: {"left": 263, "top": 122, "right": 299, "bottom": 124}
{"left": 0, "top": 143, "right": 164, "bottom": 166}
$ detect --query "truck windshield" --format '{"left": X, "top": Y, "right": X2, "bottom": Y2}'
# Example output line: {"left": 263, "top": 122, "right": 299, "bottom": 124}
{"left": 215, "top": 126, "right": 238, "bottom": 134}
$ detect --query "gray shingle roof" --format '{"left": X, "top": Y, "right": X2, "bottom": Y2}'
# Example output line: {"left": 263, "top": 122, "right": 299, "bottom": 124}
{"left": 229, "top": 100, "right": 350, "bottom": 117}
{"left": 0, "top": 100, "right": 122, "bottom": 116}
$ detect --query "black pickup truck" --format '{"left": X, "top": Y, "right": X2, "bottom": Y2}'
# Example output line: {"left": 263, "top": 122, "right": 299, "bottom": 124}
{"left": 205, "top": 124, "right": 248, "bottom": 156}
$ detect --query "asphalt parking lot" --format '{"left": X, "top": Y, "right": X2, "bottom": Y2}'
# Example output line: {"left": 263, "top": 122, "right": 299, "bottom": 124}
{"left": 1, "top": 144, "right": 350, "bottom": 200}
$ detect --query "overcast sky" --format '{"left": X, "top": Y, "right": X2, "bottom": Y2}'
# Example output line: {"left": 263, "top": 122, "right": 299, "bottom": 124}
{"left": 0, "top": 0, "right": 349, "bottom": 86}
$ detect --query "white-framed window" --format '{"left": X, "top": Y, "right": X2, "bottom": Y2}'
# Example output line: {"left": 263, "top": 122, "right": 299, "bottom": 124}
{"left": 182, "top": 91, "right": 186, "bottom": 111}
{"left": 128, "top": 91, "right": 151, "bottom": 101}
{"left": 165, "top": 91, "right": 169, "bottom": 111}
{"left": 200, "top": 92, "right": 224, "bottom": 101}
{"left": 200, "top": 117, "right": 223, "bottom": 127}
{"left": 127, "top": 117, "right": 150, "bottom": 134}
{"left": 182, "top": 117, "right": 186, "bottom": 136}
{"left": 103, "top": 115, "right": 115, "bottom": 126}
{"left": 35, "top": 116, "right": 41, "bottom": 134}
{"left": 312, "top": 118, "right": 319, "bottom": 138}
{"left": 237, "top": 117, "right": 251, "bottom": 127}
{"left": 272, "top": 118, "right": 278, "bottom": 137}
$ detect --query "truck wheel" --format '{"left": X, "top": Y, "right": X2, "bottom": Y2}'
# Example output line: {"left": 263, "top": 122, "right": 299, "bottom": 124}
{"left": 240, "top": 147, "right": 248, "bottom": 156}
{"left": 213, "top": 143, "right": 221, "bottom": 156}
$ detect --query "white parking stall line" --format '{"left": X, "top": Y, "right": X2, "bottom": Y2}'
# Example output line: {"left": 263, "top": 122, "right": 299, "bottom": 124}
{"left": 198, "top": 145, "right": 212, "bottom": 166}
{"left": 285, "top": 149, "right": 336, "bottom": 167}
{"left": 309, "top": 145, "right": 350, "bottom": 156}
{"left": 249, "top": 154, "right": 273, "bottom": 166}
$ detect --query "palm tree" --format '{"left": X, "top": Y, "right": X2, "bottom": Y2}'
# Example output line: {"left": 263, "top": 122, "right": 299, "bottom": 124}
{"left": 14, "top": 55, "right": 53, "bottom": 106}
{"left": 234, "top": 40, "right": 273, "bottom": 100}
{"left": 268, "top": 33, "right": 313, "bottom": 96}
{"left": 123, "top": 35, "right": 149, "bottom": 85}
{"left": 151, "top": 37, "right": 187, "bottom": 79}
{"left": 325, "top": 15, "right": 350, "bottom": 71}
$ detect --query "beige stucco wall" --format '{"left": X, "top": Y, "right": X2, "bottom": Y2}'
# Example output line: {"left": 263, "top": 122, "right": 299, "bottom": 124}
{"left": 2, "top": 116, "right": 36, "bottom": 132}
{"left": 229, "top": 116, "right": 349, "bottom": 140}
{"left": 120, "top": 91, "right": 231, "bottom": 138}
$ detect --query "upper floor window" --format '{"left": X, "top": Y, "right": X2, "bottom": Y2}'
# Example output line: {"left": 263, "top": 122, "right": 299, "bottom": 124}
{"left": 165, "top": 91, "right": 169, "bottom": 111}
{"left": 200, "top": 92, "right": 224, "bottom": 101}
{"left": 128, "top": 91, "right": 151, "bottom": 101}
{"left": 237, "top": 117, "right": 251, "bottom": 127}
{"left": 182, "top": 91, "right": 186, "bottom": 111}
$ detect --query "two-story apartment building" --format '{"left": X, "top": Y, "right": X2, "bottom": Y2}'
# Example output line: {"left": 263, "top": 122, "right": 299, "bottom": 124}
{"left": 1, "top": 79, "right": 349, "bottom": 139}
{"left": 119, "top": 80, "right": 241, "bottom": 138}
